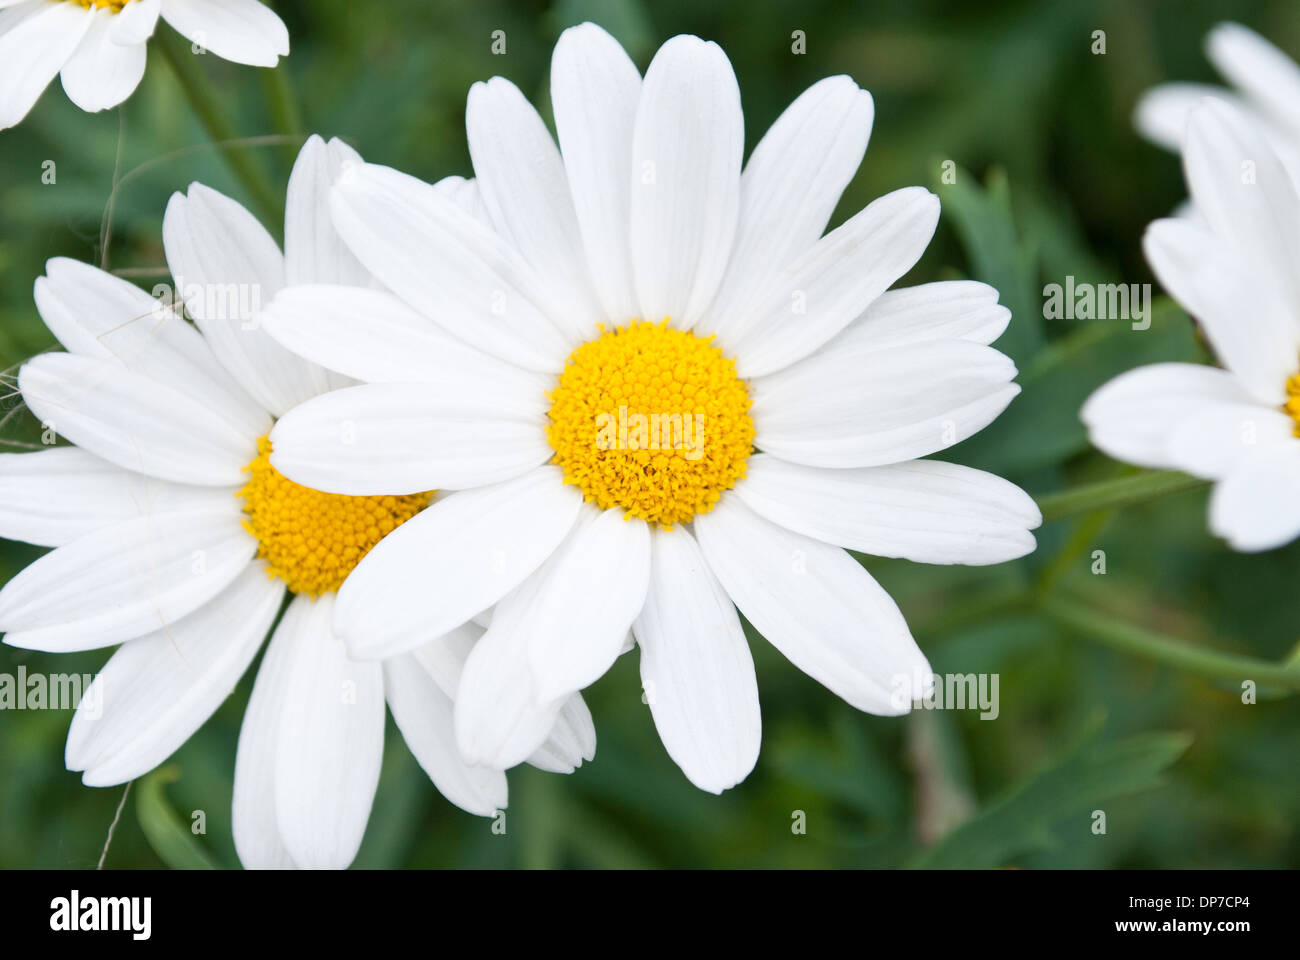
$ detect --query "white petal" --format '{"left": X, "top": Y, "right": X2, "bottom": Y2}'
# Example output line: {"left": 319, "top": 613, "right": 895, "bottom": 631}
{"left": 1081, "top": 361, "right": 1258, "bottom": 471}
{"left": 271, "top": 593, "right": 385, "bottom": 870}
{"left": 832, "top": 281, "right": 1011, "bottom": 352}
{"left": 60, "top": 11, "right": 146, "bottom": 112}
{"left": 551, "top": 21, "right": 642, "bottom": 322}
{"left": 734, "top": 454, "right": 1040, "bottom": 565}
{"left": 467, "top": 76, "right": 603, "bottom": 342}
{"left": 19, "top": 353, "right": 258, "bottom": 485}
{"left": 633, "top": 525, "right": 760, "bottom": 793}
{"left": 0, "top": 447, "right": 223, "bottom": 547}
{"left": 527, "top": 694, "right": 597, "bottom": 774}
{"left": 455, "top": 572, "right": 569, "bottom": 770}
{"left": 330, "top": 162, "right": 571, "bottom": 372}
{"left": 164, "top": 184, "right": 335, "bottom": 417}
{"left": 710, "top": 76, "right": 874, "bottom": 343}
{"left": 159, "top": 0, "right": 288, "bottom": 67}
{"left": 259, "top": 284, "right": 550, "bottom": 411}
{"left": 1206, "top": 22, "right": 1300, "bottom": 137}
{"left": 408, "top": 621, "right": 482, "bottom": 699}
{"left": 0, "top": 1, "right": 90, "bottom": 129}
{"left": 1165, "top": 401, "right": 1295, "bottom": 480}
{"left": 0, "top": 504, "right": 254, "bottom": 652}
{"left": 1181, "top": 99, "right": 1300, "bottom": 318}
{"left": 1143, "top": 217, "right": 1298, "bottom": 403}
{"left": 1133, "top": 83, "right": 1243, "bottom": 152}
{"left": 333, "top": 467, "right": 582, "bottom": 660}
{"left": 66, "top": 563, "right": 283, "bottom": 786}
{"left": 233, "top": 582, "right": 300, "bottom": 870}
{"left": 1209, "top": 442, "right": 1300, "bottom": 551}
{"left": 526, "top": 506, "right": 650, "bottom": 702}
{"left": 729, "top": 187, "right": 941, "bottom": 376}
{"left": 384, "top": 654, "right": 506, "bottom": 816}
{"left": 629, "top": 35, "right": 743, "bottom": 328}
{"left": 284, "top": 135, "right": 370, "bottom": 287}
{"left": 751, "top": 338, "right": 1019, "bottom": 467}
{"left": 112, "top": 0, "right": 160, "bottom": 45}
{"left": 696, "top": 497, "right": 931, "bottom": 715}
{"left": 34, "top": 257, "right": 269, "bottom": 439}
{"left": 269, "top": 381, "right": 551, "bottom": 495}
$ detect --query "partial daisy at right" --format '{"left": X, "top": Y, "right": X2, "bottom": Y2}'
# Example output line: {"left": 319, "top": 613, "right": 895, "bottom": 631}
{"left": 1082, "top": 94, "right": 1300, "bottom": 552}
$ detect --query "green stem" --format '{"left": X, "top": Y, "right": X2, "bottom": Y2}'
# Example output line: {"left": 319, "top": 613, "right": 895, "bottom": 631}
{"left": 1036, "top": 470, "right": 1207, "bottom": 525}
{"left": 157, "top": 29, "right": 282, "bottom": 226}
{"left": 1040, "top": 594, "right": 1300, "bottom": 692}
{"left": 261, "top": 57, "right": 303, "bottom": 170}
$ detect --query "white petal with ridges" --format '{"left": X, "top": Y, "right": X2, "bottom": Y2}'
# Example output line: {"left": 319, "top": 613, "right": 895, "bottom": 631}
{"left": 709, "top": 76, "right": 874, "bottom": 344}
{"left": 269, "top": 381, "right": 551, "bottom": 495}
{"left": 65, "top": 563, "right": 283, "bottom": 786}
{"left": 271, "top": 593, "right": 385, "bottom": 871}
{"left": 629, "top": 35, "right": 743, "bottom": 328}
{"left": 751, "top": 338, "right": 1019, "bottom": 467}
{"left": 734, "top": 455, "right": 1040, "bottom": 565}
{"left": 159, "top": 0, "right": 288, "bottom": 67}
{"left": 333, "top": 468, "right": 583, "bottom": 661}
{"left": 0, "top": 504, "right": 254, "bottom": 652}
{"left": 0, "top": 447, "right": 227, "bottom": 547}
{"left": 384, "top": 654, "right": 507, "bottom": 817}
{"left": 551, "top": 21, "right": 642, "bottom": 322}
{"left": 19, "top": 353, "right": 258, "bottom": 485}
{"left": 729, "top": 187, "right": 941, "bottom": 376}
{"left": 633, "top": 525, "right": 760, "bottom": 793}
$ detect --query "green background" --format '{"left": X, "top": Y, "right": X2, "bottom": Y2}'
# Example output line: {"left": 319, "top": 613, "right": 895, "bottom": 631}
{"left": 1, "top": 0, "right": 1297, "bottom": 869}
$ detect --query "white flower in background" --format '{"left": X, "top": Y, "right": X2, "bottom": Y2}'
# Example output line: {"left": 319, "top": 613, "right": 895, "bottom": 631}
{"left": 0, "top": 136, "right": 593, "bottom": 869}
{"left": 1135, "top": 22, "right": 1300, "bottom": 190}
{"left": 264, "top": 24, "right": 1039, "bottom": 793}
{"left": 0, "top": 0, "right": 289, "bottom": 130}
{"left": 1084, "top": 100, "right": 1300, "bottom": 552}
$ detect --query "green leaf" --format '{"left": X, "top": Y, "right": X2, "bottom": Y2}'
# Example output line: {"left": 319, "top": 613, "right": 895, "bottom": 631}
{"left": 912, "top": 718, "right": 1191, "bottom": 869}
{"left": 936, "top": 165, "right": 1042, "bottom": 364}
{"left": 136, "top": 766, "right": 218, "bottom": 870}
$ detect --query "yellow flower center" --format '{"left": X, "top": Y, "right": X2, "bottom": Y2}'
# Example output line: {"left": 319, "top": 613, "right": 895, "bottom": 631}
{"left": 70, "top": 0, "right": 129, "bottom": 11}
{"left": 239, "top": 437, "right": 434, "bottom": 596}
{"left": 547, "top": 320, "right": 754, "bottom": 529}
{"left": 1285, "top": 371, "right": 1300, "bottom": 437}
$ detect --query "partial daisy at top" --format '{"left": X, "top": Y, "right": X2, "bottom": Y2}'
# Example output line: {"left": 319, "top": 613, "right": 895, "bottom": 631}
{"left": 0, "top": 0, "right": 289, "bottom": 130}
{"left": 1135, "top": 22, "right": 1300, "bottom": 191}
{"left": 264, "top": 23, "right": 1040, "bottom": 793}
{"left": 1084, "top": 98, "right": 1300, "bottom": 552}
{"left": 0, "top": 136, "right": 592, "bottom": 869}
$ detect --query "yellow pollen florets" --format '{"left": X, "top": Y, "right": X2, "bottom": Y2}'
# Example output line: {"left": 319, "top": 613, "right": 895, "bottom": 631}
{"left": 239, "top": 437, "right": 433, "bottom": 597}
{"left": 70, "top": 0, "right": 129, "bottom": 11}
{"left": 1285, "top": 370, "right": 1300, "bottom": 437}
{"left": 547, "top": 320, "right": 755, "bottom": 529}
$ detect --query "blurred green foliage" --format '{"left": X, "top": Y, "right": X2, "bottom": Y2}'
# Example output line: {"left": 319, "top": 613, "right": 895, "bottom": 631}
{"left": 1, "top": 0, "right": 1298, "bottom": 869}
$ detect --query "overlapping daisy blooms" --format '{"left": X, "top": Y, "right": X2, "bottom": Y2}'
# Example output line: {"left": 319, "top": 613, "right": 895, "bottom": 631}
{"left": 0, "top": 136, "right": 593, "bottom": 869}
{"left": 263, "top": 23, "right": 1041, "bottom": 793}
{"left": 1135, "top": 22, "right": 1300, "bottom": 194}
{"left": 1085, "top": 99, "right": 1300, "bottom": 552}
{"left": 0, "top": 0, "right": 289, "bottom": 130}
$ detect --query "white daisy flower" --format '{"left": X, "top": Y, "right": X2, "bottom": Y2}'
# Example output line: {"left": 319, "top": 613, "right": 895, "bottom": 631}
{"left": 1085, "top": 99, "right": 1300, "bottom": 552}
{"left": 1135, "top": 22, "right": 1300, "bottom": 190}
{"left": 264, "top": 24, "right": 1040, "bottom": 793}
{"left": 0, "top": 136, "right": 593, "bottom": 869}
{"left": 0, "top": 0, "right": 289, "bottom": 131}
